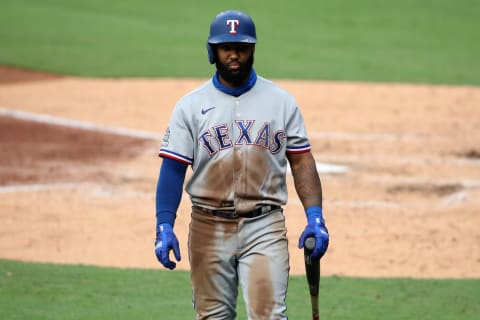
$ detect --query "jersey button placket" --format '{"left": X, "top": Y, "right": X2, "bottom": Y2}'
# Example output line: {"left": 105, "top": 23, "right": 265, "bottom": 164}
{"left": 235, "top": 99, "right": 240, "bottom": 117}
{"left": 233, "top": 98, "right": 241, "bottom": 210}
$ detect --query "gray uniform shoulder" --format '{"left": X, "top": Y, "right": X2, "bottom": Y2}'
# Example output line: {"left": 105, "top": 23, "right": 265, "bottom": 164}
{"left": 170, "top": 79, "right": 216, "bottom": 120}
{"left": 255, "top": 75, "right": 298, "bottom": 106}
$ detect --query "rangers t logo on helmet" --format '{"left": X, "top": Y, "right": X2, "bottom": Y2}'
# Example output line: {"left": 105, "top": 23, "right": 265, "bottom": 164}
{"left": 226, "top": 19, "right": 240, "bottom": 34}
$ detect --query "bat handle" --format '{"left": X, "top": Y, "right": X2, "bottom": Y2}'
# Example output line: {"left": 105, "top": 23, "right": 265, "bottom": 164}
{"left": 304, "top": 236, "right": 321, "bottom": 319}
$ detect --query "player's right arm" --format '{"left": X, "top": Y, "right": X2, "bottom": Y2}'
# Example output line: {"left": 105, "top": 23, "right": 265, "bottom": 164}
{"left": 154, "top": 157, "right": 188, "bottom": 270}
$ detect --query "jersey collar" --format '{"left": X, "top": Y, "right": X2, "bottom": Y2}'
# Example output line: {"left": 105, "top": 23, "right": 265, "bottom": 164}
{"left": 212, "top": 69, "right": 257, "bottom": 97}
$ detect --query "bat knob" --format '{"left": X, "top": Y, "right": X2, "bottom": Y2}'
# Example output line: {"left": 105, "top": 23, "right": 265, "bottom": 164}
{"left": 305, "top": 237, "right": 316, "bottom": 251}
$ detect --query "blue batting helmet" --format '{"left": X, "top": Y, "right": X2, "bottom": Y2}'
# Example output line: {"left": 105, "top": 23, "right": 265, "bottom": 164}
{"left": 207, "top": 10, "right": 257, "bottom": 64}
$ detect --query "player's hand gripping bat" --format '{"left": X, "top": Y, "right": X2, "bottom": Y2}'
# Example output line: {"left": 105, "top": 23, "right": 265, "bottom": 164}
{"left": 304, "top": 237, "right": 320, "bottom": 320}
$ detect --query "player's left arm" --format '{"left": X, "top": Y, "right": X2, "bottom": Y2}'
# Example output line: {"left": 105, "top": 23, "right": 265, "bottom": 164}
{"left": 287, "top": 152, "right": 329, "bottom": 259}
{"left": 287, "top": 152, "right": 322, "bottom": 208}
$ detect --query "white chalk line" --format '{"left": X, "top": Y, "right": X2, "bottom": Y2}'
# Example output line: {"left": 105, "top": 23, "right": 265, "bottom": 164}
{"left": 309, "top": 131, "right": 437, "bottom": 142}
{"left": 286, "top": 197, "right": 408, "bottom": 209}
{"left": 361, "top": 174, "right": 480, "bottom": 189}
{"left": 315, "top": 153, "right": 480, "bottom": 167}
{"left": 0, "top": 107, "right": 162, "bottom": 140}
{"left": 287, "top": 193, "right": 475, "bottom": 210}
{"left": 287, "top": 162, "right": 349, "bottom": 174}
{"left": 0, "top": 182, "right": 152, "bottom": 198}
{"left": 0, "top": 183, "right": 79, "bottom": 194}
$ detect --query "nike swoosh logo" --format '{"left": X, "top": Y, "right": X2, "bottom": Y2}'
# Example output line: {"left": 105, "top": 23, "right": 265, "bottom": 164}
{"left": 201, "top": 107, "right": 216, "bottom": 115}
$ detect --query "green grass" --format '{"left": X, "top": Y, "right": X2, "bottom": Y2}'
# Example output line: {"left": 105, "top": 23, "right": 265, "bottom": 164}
{"left": 1, "top": 0, "right": 479, "bottom": 84}
{"left": 1, "top": 259, "right": 479, "bottom": 319}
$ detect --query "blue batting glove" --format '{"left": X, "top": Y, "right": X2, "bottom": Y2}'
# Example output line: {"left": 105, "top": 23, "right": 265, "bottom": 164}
{"left": 155, "top": 223, "right": 181, "bottom": 270}
{"left": 298, "top": 206, "right": 329, "bottom": 260}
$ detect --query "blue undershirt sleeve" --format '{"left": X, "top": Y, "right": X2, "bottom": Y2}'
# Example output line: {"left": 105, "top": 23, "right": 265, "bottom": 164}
{"left": 155, "top": 157, "right": 188, "bottom": 226}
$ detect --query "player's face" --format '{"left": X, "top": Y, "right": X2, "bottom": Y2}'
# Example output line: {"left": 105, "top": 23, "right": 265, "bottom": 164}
{"left": 215, "top": 43, "right": 255, "bottom": 88}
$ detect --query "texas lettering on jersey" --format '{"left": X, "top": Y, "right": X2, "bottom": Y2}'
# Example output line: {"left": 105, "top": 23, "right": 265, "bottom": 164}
{"left": 198, "top": 120, "right": 286, "bottom": 155}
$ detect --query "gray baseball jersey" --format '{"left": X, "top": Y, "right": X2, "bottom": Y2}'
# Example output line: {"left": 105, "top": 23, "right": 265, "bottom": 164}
{"left": 159, "top": 75, "right": 311, "bottom": 213}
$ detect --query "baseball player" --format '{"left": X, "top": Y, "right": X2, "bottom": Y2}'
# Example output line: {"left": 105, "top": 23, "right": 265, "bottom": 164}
{"left": 155, "top": 10, "right": 329, "bottom": 319}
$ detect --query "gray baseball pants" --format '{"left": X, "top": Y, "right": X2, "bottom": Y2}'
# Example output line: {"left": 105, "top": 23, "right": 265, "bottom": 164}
{"left": 189, "top": 206, "right": 290, "bottom": 319}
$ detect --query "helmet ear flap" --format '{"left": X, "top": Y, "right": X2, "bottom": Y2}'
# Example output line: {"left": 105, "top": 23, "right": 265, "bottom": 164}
{"left": 207, "top": 43, "right": 216, "bottom": 64}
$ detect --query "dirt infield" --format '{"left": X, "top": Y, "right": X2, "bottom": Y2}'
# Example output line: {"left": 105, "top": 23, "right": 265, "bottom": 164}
{"left": 1, "top": 66, "right": 479, "bottom": 278}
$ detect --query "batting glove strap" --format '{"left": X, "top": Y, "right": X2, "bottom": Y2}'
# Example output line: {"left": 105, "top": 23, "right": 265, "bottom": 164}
{"left": 155, "top": 223, "right": 181, "bottom": 270}
{"left": 305, "top": 206, "right": 325, "bottom": 224}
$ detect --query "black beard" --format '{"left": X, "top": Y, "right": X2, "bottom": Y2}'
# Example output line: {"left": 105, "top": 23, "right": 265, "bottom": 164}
{"left": 216, "top": 54, "right": 254, "bottom": 87}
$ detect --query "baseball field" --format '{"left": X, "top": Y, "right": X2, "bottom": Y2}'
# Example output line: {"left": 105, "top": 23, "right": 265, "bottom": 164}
{"left": 1, "top": 1, "right": 480, "bottom": 319}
